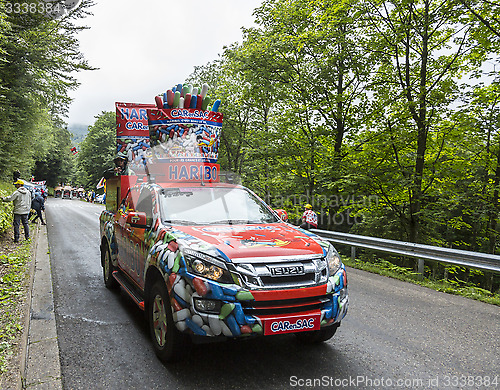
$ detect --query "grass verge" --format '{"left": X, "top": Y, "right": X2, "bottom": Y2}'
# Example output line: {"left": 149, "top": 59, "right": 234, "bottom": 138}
{"left": 342, "top": 256, "right": 500, "bottom": 306}
{"left": 0, "top": 228, "right": 33, "bottom": 387}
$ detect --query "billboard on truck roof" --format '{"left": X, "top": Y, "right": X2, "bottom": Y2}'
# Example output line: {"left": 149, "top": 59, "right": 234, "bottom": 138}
{"left": 148, "top": 108, "right": 222, "bottom": 163}
{"left": 115, "top": 102, "right": 156, "bottom": 174}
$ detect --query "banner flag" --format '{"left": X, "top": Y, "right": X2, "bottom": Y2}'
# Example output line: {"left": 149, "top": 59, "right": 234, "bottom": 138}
{"left": 96, "top": 177, "right": 106, "bottom": 189}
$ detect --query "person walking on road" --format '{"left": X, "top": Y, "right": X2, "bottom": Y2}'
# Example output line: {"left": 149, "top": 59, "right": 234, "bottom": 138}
{"left": 300, "top": 203, "right": 318, "bottom": 230}
{"left": 31, "top": 191, "right": 46, "bottom": 225}
{"left": 1, "top": 179, "right": 31, "bottom": 243}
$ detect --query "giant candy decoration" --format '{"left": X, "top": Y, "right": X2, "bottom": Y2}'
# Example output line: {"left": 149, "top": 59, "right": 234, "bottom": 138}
{"left": 115, "top": 83, "right": 222, "bottom": 171}
{"left": 148, "top": 83, "right": 223, "bottom": 163}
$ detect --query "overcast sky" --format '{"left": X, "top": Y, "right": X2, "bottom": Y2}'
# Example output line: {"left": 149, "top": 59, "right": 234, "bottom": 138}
{"left": 67, "top": 0, "right": 263, "bottom": 126}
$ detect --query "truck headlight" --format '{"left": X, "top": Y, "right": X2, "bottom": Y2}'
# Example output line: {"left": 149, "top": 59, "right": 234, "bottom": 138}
{"left": 184, "top": 249, "right": 233, "bottom": 283}
{"left": 326, "top": 245, "right": 341, "bottom": 276}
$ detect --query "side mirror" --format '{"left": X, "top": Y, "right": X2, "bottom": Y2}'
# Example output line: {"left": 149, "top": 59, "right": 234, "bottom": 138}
{"left": 274, "top": 209, "right": 288, "bottom": 222}
{"left": 126, "top": 211, "right": 150, "bottom": 229}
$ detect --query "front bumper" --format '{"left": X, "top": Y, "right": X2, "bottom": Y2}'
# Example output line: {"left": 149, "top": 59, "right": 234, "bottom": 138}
{"left": 168, "top": 265, "right": 349, "bottom": 338}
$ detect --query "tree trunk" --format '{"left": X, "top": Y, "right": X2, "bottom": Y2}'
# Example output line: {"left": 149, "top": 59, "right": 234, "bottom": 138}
{"left": 487, "top": 146, "right": 500, "bottom": 254}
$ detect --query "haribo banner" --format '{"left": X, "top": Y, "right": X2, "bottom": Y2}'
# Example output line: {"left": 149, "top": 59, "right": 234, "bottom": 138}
{"left": 115, "top": 102, "right": 156, "bottom": 171}
{"left": 116, "top": 102, "right": 155, "bottom": 137}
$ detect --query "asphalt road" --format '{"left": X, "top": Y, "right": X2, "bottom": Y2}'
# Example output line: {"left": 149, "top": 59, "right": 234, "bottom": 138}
{"left": 45, "top": 198, "right": 500, "bottom": 390}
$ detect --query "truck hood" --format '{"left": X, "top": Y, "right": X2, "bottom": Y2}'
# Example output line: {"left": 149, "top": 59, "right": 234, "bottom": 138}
{"left": 171, "top": 223, "right": 328, "bottom": 262}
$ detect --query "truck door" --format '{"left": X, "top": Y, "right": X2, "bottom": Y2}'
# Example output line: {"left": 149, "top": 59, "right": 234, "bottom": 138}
{"left": 115, "top": 188, "right": 139, "bottom": 280}
{"left": 132, "top": 188, "right": 154, "bottom": 289}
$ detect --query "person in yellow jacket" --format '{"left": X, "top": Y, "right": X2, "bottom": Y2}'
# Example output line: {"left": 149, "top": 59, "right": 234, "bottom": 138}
{"left": 1, "top": 179, "right": 31, "bottom": 243}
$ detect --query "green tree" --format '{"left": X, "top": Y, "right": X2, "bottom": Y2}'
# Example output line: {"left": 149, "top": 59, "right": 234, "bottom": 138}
{"left": 458, "top": 0, "right": 500, "bottom": 41}
{"left": 76, "top": 111, "right": 115, "bottom": 189}
{"left": 0, "top": 0, "right": 93, "bottom": 181}
{"left": 221, "top": 0, "right": 370, "bottom": 208}
{"left": 187, "top": 59, "right": 252, "bottom": 176}
{"left": 351, "top": 0, "right": 485, "bottom": 243}
{"left": 452, "top": 80, "right": 500, "bottom": 253}
{"left": 32, "top": 123, "right": 75, "bottom": 187}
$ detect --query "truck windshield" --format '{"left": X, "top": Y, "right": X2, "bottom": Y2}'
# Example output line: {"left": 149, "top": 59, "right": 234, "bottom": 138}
{"left": 159, "top": 187, "right": 278, "bottom": 225}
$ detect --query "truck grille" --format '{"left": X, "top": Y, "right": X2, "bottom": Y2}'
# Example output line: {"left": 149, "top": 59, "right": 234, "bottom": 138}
{"left": 259, "top": 273, "right": 315, "bottom": 287}
{"left": 240, "top": 295, "right": 330, "bottom": 316}
{"left": 231, "top": 255, "right": 328, "bottom": 289}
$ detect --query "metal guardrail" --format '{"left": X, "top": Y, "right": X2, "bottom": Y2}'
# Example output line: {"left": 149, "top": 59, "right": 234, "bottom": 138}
{"left": 311, "top": 229, "right": 500, "bottom": 274}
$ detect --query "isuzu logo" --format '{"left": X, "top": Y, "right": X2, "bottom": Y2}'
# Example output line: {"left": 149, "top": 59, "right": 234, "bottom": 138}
{"left": 268, "top": 265, "right": 305, "bottom": 277}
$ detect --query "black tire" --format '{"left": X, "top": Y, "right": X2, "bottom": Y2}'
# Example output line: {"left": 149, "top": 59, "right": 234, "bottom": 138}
{"left": 148, "top": 281, "right": 190, "bottom": 363}
{"left": 295, "top": 323, "right": 339, "bottom": 344}
{"left": 102, "top": 246, "right": 119, "bottom": 289}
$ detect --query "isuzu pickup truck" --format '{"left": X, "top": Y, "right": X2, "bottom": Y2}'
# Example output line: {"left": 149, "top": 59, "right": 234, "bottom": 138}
{"left": 99, "top": 97, "right": 348, "bottom": 362}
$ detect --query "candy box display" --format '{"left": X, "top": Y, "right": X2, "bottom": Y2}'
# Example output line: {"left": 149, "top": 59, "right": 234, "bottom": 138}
{"left": 99, "top": 87, "right": 348, "bottom": 363}
{"left": 148, "top": 108, "right": 222, "bottom": 163}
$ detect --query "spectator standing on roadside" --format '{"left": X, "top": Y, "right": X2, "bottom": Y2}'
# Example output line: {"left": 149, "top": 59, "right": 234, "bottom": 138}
{"left": 31, "top": 191, "right": 46, "bottom": 225}
{"left": 1, "top": 179, "right": 31, "bottom": 243}
{"left": 300, "top": 203, "right": 318, "bottom": 230}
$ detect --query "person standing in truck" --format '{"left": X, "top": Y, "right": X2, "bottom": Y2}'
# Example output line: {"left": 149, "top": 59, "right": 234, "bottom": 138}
{"left": 1, "top": 179, "right": 31, "bottom": 242}
{"left": 300, "top": 203, "right": 318, "bottom": 230}
{"left": 113, "top": 154, "right": 135, "bottom": 176}
{"left": 103, "top": 153, "right": 135, "bottom": 179}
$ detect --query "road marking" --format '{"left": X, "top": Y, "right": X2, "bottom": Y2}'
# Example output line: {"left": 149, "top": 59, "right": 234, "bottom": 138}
{"left": 60, "top": 313, "right": 116, "bottom": 326}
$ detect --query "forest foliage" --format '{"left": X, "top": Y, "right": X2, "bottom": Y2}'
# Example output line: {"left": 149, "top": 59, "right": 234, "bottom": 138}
{"left": 2, "top": 0, "right": 499, "bottom": 291}
{"left": 184, "top": 0, "right": 500, "bottom": 291}
{"left": 186, "top": 0, "right": 500, "bottom": 254}
{"left": 0, "top": 0, "right": 93, "bottom": 187}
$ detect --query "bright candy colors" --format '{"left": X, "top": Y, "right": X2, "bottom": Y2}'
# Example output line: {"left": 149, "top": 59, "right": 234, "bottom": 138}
{"left": 158, "top": 83, "right": 220, "bottom": 112}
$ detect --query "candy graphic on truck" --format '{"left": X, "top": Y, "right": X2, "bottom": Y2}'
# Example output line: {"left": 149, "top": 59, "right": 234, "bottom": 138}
{"left": 115, "top": 102, "right": 156, "bottom": 172}
{"left": 99, "top": 83, "right": 348, "bottom": 362}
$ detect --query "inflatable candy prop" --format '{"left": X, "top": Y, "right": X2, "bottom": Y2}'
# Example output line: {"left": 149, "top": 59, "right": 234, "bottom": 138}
{"left": 113, "top": 83, "right": 223, "bottom": 172}
{"left": 148, "top": 82, "right": 223, "bottom": 163}
{"left": 211, "top": 99, "right": 221, "bottom": 112}
{"left": 200, "top": 83, "right": 208, "bottom": 98}
{"left": 167, "top": 90, "right": 174, "bottom": 106}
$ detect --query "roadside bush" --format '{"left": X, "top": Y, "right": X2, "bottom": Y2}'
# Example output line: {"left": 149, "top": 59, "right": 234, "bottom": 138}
{"left": 0, "top": 238, "right": 31, "bottom": 376}
{"left": 0, "top": 183, "right": 14, "bottom": 235}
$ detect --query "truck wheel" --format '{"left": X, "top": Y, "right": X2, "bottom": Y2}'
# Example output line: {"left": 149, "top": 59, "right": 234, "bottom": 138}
{"left": 103, "top": 247, "right": 118, "bottom": 289}
{"left": 148, "top": 281, "right": 190, "bottom": 363}
{"left": 295, "top": 323, "right": 339, "bottom": 344}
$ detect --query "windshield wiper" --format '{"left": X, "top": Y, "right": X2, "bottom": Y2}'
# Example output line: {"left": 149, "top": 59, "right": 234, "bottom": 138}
{"left": 161, "top": 189, "right": 193, "bottom": 197}
{"left": 209, "top": 219, "right": 250, "bottom": 225}
{"left": 164, "top": 219, "right": 198, "bottom": 225}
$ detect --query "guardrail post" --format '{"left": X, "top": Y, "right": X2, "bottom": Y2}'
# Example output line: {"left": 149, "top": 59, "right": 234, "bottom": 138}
{"left": 351, "top": 246, "right": 356, "bottom": 262}
{"left": 418, "top": 258, "right": 425, "bottom": 278}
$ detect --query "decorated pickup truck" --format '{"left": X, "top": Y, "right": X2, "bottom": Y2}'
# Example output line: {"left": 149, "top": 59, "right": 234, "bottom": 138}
{"left": 99, "top": 84, "right": 348, "bottom": 362}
